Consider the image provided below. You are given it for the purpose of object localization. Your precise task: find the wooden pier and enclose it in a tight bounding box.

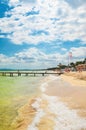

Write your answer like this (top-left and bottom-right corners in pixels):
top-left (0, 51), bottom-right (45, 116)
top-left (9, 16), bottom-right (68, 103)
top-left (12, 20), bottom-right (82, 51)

top-left (0, 71), bottom-right (63, 77)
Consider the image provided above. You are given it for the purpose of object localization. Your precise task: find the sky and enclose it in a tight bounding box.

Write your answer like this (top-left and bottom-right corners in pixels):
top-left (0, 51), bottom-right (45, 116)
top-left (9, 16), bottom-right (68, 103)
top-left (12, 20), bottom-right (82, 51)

top-left (0, 0), bottom-right (86, 69)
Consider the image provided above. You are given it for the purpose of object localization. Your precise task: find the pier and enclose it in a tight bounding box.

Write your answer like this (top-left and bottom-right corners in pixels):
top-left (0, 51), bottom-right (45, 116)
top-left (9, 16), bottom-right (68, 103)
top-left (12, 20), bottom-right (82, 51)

top-left (0, 71), bottom-right (63, 77)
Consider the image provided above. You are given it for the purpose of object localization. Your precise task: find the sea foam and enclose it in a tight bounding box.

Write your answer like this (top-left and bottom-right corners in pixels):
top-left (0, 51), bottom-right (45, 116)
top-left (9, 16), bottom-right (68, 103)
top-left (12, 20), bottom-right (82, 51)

top-left (28, 94), bottom-right (86, 130)
top-left (27, 75), bottom-right (86, 130)
top-left (42, 94), bottom-right (86, 130)
top-left (40, 75), bottom-right (59, 93)
top-left (27, 98), bottom-right (45, 130)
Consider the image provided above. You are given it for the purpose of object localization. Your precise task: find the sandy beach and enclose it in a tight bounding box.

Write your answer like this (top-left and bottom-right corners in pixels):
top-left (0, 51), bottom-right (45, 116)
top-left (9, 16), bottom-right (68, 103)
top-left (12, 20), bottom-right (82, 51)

top-left (61, 71), bottom-right (86, 87)
top-left (46, 71), bottom-right (86, 117)
top-left (12, 71), bottom-right (86, 130)
top-left (61, 71), bottom-right (86, 117)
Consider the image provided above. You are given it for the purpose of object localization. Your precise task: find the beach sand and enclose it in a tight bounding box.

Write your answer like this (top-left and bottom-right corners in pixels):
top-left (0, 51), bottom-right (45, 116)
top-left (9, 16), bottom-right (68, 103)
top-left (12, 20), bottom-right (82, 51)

top-left (12, 71), bottom-right (86, 130)
top-left (12, 95), bottom-right (55, 130)
top-left (11, 97), bottom-right (37, 130)
top-left (46, 71), bottom-right (86, 117)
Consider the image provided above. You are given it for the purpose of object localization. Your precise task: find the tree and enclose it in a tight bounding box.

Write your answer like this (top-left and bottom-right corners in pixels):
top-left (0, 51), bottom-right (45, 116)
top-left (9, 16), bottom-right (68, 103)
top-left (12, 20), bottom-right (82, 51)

top-left (58, 63), bottom-right (67, 69)
top-left (75, 61), bottom-right (83, 66)
top-left (70, 62), bottom-right (75, 67)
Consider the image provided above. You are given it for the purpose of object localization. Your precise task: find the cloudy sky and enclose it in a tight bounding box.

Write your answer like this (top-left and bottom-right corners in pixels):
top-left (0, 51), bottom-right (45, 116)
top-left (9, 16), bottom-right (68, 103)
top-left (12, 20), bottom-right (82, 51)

top-left (0, 0), bottom-right (86, 69)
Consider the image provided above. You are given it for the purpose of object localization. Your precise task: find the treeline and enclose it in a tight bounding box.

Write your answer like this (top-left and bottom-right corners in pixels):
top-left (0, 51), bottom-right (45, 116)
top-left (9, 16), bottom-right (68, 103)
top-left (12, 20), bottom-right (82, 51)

top-left (70, 58), bottom-right (86, 67)
top-left (47, 58), bottom-right (86, 70)
top-left (59, 58), bottom-right (86, 69)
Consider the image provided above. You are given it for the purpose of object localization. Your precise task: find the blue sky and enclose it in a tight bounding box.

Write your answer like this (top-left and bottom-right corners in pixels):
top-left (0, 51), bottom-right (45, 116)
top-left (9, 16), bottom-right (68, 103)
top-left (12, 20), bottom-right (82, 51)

top-left (0, 0), bottom-right (86, 69)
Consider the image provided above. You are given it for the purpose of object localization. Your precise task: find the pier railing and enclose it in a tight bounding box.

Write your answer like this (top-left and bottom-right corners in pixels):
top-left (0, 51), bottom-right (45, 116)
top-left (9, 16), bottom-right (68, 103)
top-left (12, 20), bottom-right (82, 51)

top-left (0, 71), bottom-right (63, 77)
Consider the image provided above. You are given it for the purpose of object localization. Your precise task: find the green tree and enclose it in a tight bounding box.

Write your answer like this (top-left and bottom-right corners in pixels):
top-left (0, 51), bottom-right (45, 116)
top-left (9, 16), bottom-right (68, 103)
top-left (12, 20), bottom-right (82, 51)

top-left (70, 62), bottom-right (75, 67)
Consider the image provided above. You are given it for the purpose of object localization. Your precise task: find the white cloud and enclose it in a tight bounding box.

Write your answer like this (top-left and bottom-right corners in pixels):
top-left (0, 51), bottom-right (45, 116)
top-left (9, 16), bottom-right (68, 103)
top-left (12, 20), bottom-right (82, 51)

top-left (0, 48), bottom-right (61, 69)
top-left (9, 0), bottom-right (19, 6)
top-left (0, 54), bottom-right (8, 63)
top-left (0, 0), bottom-right (86, 45)
top-left (0, 47), bottom-right (86, 69)
top-left (64, 0), bottom-right (86, 8)
top-left (61, 48), bottom-right (67, 52)
top-left (70, 47), bottom-right (86, 58)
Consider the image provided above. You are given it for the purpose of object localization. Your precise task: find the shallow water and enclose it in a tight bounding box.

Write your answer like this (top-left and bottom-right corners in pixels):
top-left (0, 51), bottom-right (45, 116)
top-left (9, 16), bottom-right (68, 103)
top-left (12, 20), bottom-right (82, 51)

top-left (1, 74), bottom-right (86, 130)
top-left (0, 76), bottom-right (43, 130)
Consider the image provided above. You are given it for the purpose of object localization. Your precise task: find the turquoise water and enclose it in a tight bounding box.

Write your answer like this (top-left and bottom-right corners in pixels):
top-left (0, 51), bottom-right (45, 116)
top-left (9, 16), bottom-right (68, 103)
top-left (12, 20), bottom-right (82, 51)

top-left (0, 76), bottom-right (43, 130)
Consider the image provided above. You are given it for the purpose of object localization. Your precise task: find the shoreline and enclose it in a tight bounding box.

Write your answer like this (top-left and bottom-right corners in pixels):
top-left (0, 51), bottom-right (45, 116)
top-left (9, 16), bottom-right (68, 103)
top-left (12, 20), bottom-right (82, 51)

top-left (45, 71), bottom-right (86, 117)
top-left (12, 72), bottom-right (86, 130)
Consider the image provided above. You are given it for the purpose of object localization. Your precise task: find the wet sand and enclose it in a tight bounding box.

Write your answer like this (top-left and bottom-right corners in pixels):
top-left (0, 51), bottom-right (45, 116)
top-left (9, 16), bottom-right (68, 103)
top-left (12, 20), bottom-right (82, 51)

top-left (12, 72), bottom-right (86, 130)
top-left (11, 97), bottom-right (37, 130)
top-left (12, 96), bottom-right (55, 130)
top-left (46, 71), bottom-right (86, 117)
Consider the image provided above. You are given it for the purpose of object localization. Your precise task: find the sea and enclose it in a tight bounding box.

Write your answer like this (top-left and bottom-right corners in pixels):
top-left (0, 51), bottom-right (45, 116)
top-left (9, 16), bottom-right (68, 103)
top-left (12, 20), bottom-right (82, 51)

top-left (0, 70), bottom-right (86, 130)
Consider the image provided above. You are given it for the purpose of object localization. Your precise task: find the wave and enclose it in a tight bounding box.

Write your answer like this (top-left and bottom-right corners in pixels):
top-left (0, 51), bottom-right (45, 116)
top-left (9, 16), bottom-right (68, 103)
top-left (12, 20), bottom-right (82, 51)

top-left (27, 93), bottom-right (86, 130)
